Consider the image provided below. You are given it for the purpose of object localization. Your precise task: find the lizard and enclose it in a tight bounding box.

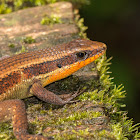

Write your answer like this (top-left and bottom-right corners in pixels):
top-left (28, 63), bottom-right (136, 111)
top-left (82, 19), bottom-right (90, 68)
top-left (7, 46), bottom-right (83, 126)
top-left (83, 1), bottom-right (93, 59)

top-left (0, 38), bottom-right (106, 140)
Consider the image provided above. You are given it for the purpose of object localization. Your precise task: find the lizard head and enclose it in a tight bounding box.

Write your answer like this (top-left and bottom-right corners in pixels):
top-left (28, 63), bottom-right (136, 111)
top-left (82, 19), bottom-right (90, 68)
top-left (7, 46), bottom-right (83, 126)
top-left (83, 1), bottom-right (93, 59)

top-left (43, 38), bottom-right (107, 86)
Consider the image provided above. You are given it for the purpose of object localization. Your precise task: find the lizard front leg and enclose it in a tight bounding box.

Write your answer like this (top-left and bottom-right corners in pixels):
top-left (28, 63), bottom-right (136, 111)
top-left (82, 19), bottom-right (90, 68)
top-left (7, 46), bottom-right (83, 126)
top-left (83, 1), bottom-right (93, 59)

top-left (30, 82), bottom-right (82, 105)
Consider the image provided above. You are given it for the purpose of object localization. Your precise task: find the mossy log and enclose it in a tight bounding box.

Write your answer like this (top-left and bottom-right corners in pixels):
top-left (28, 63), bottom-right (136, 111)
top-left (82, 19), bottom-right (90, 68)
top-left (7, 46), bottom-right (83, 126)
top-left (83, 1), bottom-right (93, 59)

top-left (0, 1), bottom-right (139, 140)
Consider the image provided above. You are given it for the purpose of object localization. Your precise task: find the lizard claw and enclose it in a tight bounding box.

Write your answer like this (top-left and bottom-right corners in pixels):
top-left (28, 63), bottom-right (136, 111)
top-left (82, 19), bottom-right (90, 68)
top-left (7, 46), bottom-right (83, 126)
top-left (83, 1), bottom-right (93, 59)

top-left (65, 87), bottom-right (87, 104)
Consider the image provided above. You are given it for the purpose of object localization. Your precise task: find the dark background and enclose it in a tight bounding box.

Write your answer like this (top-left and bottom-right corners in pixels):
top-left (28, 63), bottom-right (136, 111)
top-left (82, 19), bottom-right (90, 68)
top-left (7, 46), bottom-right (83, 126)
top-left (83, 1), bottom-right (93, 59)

top-left (80, 0), bottom-right (140, 124)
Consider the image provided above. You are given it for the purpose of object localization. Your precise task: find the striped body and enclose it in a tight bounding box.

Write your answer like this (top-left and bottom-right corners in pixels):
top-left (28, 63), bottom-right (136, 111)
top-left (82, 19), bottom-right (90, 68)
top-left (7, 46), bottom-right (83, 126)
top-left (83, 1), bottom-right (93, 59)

top-left (0, 39), bottom-right (106, 102)
top-left (0, 38), bottom-right (107, 140)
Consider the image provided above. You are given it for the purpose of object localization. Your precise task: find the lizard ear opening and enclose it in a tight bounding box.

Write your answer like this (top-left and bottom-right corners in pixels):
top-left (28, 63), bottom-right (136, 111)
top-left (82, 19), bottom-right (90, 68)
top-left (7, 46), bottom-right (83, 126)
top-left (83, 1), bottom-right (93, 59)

top-left (76, 52), bottom-right (88, 60)
top-left (57, 64), bottom-right (62, 68)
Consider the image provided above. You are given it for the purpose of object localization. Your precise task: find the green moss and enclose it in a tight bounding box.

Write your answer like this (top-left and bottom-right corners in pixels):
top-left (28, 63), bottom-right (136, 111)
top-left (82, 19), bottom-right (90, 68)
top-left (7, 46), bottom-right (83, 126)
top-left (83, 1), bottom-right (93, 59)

top-left (23, 36), bottom-right (36, 44)
top-left (95, 55), bottom-right (126, 112)
top-left (8, 43), bottom-right (15, 48)
top-left (74, 10), bottom-right (88, 38)
top-left (15, 45), bottom-right (27, 54)
top-left (94, 55), bottom-right (140, 139)
top-left (97, 129), bottom-right (116, 139)
top-left (56, 110), bottom-right (102, 125)
top-left (0, 122), bottom-right (15, 140)
top-left (40, 14), bottom-right (62, 25)
top-left (0, 3), bottom-right (12, 14)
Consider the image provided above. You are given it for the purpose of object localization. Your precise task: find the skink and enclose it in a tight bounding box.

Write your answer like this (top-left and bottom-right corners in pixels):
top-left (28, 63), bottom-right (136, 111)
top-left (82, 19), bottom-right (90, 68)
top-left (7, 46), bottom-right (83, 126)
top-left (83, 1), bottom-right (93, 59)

top-left (0, 38), bottom-right (106, 140)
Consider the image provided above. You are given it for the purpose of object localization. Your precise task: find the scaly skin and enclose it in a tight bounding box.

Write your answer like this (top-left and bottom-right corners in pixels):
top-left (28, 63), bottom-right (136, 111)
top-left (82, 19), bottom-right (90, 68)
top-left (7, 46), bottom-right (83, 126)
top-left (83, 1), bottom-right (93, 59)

top-left (0, 39), bottom-right (106, 140)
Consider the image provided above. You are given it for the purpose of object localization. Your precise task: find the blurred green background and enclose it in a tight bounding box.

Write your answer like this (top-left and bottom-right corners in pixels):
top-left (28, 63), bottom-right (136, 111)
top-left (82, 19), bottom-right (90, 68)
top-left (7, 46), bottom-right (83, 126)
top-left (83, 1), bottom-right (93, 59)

top-left (80, 0), bottom-right (140, 123)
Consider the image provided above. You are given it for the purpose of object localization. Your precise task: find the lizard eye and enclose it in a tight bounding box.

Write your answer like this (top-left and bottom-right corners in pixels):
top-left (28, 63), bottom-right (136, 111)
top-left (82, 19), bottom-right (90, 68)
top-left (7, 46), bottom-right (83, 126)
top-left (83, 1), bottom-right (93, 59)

top-left (76, 52), bottom-right (88, 60)
top-left (57, 64), bottom-right (62, 68)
